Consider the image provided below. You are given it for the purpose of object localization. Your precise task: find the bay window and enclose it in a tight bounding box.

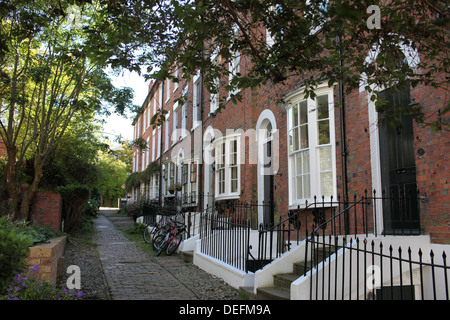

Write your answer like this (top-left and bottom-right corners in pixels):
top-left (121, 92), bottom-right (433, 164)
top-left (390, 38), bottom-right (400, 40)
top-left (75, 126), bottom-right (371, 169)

top-left (181, 160), bottom-right (198, 205)
top-left (287, 85), bottom-right (336, 207)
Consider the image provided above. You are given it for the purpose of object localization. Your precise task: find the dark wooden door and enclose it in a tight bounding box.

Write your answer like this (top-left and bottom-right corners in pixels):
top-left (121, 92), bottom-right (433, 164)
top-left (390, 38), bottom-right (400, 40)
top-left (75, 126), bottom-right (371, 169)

top-left (263, 140), bottom-right (274, 228)
top-left (378, 85), bottom-right (420, 235)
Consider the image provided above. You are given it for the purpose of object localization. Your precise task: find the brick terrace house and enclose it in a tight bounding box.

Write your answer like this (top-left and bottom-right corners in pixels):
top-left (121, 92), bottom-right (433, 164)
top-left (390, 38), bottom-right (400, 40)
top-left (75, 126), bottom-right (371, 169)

top-left (130, 32), bottom-right (449, 299)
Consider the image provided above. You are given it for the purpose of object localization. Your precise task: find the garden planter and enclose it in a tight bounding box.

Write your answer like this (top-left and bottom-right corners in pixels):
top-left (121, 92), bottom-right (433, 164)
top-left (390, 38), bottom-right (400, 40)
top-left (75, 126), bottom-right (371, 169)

top-left (24, 236), bottom-right (67, 283)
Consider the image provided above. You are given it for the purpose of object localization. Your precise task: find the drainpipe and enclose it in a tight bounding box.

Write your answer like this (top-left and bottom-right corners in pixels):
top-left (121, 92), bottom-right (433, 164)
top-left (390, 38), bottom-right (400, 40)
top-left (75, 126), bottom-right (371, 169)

top-left (159, 81), bottom-right (164, 209)
top-left (198, 52), bottom-right (205, 211)
top-left (337, 35), bottom-right (349, 233)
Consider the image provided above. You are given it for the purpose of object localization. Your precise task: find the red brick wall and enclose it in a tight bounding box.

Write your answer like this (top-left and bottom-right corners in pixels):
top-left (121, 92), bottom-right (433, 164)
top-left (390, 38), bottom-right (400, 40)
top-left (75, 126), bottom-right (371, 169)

top-left (30, 191), bottom-right (62, 231)
top-left (133, 55), bottom-right (449, 245)
top-left (412, 84), bottom-right (450, 244)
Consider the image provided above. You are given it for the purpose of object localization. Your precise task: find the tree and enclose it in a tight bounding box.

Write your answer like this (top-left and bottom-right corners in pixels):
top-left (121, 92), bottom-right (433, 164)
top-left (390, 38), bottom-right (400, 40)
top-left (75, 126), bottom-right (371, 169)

top-left (108, 0), bottom-right (448, 129)
top-left (109, 139), bottom-right (133, 173)
top-left (0, 0), bottom-right (137, 220)
top-left (96, 150), bottom-right (128, 206)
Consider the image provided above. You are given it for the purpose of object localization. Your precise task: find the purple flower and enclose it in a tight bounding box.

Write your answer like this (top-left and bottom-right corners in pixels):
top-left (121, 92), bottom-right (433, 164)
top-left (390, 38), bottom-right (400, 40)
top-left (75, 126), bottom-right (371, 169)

top-left (77, 291), bottom-right (83, 297)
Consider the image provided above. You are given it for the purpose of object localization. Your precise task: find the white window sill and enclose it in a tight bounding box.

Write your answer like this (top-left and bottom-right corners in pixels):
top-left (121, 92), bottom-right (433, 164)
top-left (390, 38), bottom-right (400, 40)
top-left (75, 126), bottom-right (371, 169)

top-left (215, 193), bottom-right (240, 201)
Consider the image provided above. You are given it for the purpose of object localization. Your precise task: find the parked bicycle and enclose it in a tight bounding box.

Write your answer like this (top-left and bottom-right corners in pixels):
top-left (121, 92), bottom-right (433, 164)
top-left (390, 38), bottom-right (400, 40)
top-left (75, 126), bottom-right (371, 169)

top-left (143, 216), bottom-right (165, 245)
top-left (153, 214), bottom-right (187, 256)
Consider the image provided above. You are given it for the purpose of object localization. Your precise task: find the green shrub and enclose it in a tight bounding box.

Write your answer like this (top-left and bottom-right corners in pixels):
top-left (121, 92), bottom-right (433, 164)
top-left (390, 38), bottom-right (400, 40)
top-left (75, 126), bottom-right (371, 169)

top-left (57, 184), bottom-right (91, 233)
top-left (0, 218), bottom-right (33, 293)
top-left (126, 222), bottom-right (146, 234)
top-left (2, 265), bottom-right (82, 300)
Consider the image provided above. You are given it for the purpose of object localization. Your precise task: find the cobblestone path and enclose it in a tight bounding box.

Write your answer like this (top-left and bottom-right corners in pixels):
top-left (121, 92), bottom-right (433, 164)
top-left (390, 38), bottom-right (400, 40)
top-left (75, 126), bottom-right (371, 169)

top-left (92, 211), bottom-right (241, 300)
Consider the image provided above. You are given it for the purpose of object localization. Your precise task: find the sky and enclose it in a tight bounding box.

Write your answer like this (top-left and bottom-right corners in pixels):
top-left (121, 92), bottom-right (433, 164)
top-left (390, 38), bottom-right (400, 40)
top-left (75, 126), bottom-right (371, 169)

top-left (100, 70), bottom-right (149, 146)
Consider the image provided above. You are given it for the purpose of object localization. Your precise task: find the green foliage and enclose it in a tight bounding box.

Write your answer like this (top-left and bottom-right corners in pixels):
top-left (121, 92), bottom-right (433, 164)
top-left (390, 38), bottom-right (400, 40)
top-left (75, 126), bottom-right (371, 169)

top-left (0, 0), bottom-right (138, 219)
top-left (124, 161), bottom-right (160, 192)
top-left (1, 265), bottom-right (82, 300)
top-left (126, 222), bottom-right (146, 235)
top-left (109, 0), bottom-right (448, 130)
top-left (96, 150), bottom-right (128, 202)
top-left (57, 184), bottom-right (91, 233)
top-left (0, 217), bottom-right (33, 293)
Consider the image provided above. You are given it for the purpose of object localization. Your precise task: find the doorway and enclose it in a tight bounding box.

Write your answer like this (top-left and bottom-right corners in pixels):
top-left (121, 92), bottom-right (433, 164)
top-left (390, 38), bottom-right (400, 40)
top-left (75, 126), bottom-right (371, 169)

top-left (378, 85), bottom-right (420, 235)
top-left (262, 122), bottom-right (274, 228)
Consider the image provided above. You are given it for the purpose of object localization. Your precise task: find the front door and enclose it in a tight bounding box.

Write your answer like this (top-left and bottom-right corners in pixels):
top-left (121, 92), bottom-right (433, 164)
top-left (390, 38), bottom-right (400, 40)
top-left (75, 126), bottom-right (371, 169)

top-left (378, 85), bottom-right (420, 235)
top-left (263, 134), bottom-right (274, 228)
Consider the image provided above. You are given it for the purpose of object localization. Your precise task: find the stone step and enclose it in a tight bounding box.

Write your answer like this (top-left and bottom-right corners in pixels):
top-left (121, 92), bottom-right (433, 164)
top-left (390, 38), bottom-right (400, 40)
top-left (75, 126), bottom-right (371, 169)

top-left (256, 286), bottom-right (290, 300)
top-left (255, 245), bottom-right (342, 300)
top-left (273, 273), bottom-right (300, 289)
top-left (180, 250), bottom-right (194, 263)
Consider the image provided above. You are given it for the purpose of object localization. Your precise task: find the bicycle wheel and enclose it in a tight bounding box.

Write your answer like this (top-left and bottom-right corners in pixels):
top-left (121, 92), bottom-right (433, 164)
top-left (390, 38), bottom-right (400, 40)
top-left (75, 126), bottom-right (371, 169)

top-left (156, 234), bottom-right (168, 256)
top-left (166, 233), bottom-right (182, 256)
top-left (152, 232), bottom-right (165, 252)
top-left (143, 223), bottom-right (157, 244)
top-left (151, 228), bottom-right (166, 251)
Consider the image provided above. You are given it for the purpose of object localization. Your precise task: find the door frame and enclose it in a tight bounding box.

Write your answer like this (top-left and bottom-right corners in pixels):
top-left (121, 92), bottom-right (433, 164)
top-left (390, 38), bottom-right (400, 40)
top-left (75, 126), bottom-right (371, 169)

top-left (364, 39), bottom-right (420, 236)
top-left (256, 110), bottom-right (277, 227)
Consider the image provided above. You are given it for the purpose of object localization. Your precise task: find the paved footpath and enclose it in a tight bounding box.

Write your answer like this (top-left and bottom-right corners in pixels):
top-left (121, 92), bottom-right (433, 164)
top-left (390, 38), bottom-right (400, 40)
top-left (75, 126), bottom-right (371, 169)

top-left (92, 210), bottom-right (240, 300)
top-left (93, 213), bottom-right (198, 300)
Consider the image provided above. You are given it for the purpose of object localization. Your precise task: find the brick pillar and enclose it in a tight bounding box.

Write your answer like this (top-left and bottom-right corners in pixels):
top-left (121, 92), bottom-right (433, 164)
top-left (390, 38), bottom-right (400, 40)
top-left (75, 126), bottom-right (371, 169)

top-left (30, 191), bottom-right (62, 231)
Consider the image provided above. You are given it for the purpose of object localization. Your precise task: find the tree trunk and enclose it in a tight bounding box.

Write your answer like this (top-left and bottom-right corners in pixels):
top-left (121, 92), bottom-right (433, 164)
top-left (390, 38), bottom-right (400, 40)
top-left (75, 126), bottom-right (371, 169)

top-left (18, 154), bottom-right (44, 221)
top-left (4, 145), bottom-right (20, 219)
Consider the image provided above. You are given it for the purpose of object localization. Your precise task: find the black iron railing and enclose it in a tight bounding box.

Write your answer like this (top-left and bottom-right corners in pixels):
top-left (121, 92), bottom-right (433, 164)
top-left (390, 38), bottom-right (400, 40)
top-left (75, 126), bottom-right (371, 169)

top-left (304, 232), bottom-right (449, 300)
top-left (301, 190), bottom-right (449, 300)
top-left (198, 200), bottom-right (269, 272)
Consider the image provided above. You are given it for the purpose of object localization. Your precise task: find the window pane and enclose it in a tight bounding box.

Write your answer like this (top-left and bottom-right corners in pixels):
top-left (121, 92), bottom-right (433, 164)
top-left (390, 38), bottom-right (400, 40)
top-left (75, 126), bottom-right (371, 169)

top-left (318, 120), bottom-right (330, 145)
top-left (219, 170), bottom-right (225, 194)
top-left (320, 147), bottom-right (332, 171)
top-left (293, 104), bottom-right (299, 127)
top-left (296, 176), bottom-right (303, 200)
top-left (288, 108), bottom-right (293, 130)
top-left (296, 153), bottom-right (302, 174)
top-left (303, 174), bottom-right (311, 198)
top-left (300, 101), bottom-right (308, 124)
top-left (293, 127), bottom-right (299, 151)
top-left (231, 166), bottom-right (238, 193)
top-left (288, 129), bottom-right (293, 153)
top-left (230, 140), bottom-right (237, 165)
top-left (317, 95), bottom-right (329, 119)
top-left (320, 172), bottom-right (333, 197)
top-left (303, 150), bottom-right (310, 174)
top-left (300, 125), bottom-right (309, 149)
top-left (190, 163), bottom-right (197, 182)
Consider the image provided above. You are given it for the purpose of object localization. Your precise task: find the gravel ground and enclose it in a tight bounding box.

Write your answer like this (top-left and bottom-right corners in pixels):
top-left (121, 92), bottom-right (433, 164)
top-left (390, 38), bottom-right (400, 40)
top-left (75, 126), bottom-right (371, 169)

top-left (60, 213), bottom-right (241, 300)
top-left (60, 238), bottom-right (110, 300)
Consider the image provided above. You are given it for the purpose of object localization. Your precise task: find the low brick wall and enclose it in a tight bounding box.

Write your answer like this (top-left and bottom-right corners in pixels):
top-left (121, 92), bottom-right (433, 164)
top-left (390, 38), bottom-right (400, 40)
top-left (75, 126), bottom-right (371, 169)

top-left (30, 191), bottom-right (62, 231)
top-left (24, 236), bottom-right (67, 284)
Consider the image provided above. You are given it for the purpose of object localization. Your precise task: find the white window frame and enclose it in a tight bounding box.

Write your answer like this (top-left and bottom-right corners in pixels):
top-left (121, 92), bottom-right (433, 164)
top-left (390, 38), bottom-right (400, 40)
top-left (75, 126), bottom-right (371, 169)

top-left (165, 111), bottom-right (170, 151)
top-left (173, 102), bottom-right (178, 145)
top-left (285, 84), bottom-right (337, 208)
top-left (181, 159), bottom-right (198, 205)
top-left (163, 161), bottom-right (176, 196)
top-left (157, 128), bottom-right (161, 159)
top-left (165, 79), bottom-right (170, 102)
top-left (151, 131), bottom-right (156, 162)
top-left (210, 47), bottom-right (220, 115)
top-left (192, 72), bottom-right (201, 130)
top-left (215, 134), bottom-right (241, 200)
top-left (173, 68), bottom-right (179, 92)
top-left (181, 101), bottom-right (187, 139)
top-left (228, 50), bottom-right (240, 99)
